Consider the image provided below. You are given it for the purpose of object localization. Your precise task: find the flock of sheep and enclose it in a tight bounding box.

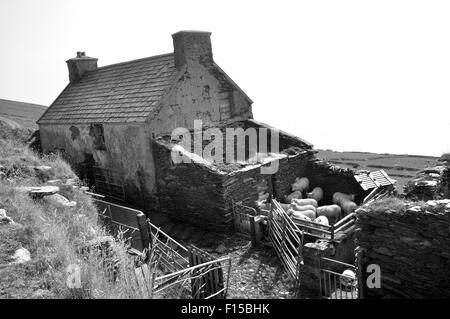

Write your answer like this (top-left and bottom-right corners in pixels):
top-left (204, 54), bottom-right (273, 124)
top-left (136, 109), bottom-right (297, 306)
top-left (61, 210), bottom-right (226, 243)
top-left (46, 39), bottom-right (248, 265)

top-left (284, 177), bottom-right (358, 226)
top-left (258, 177), bottom-right (358, 228)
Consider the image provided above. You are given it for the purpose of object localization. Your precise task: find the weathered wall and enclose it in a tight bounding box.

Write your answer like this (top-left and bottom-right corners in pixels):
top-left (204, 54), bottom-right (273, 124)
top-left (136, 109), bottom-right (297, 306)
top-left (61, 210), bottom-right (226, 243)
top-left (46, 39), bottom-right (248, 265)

top-left (153, 140), bottom-right (229, 231)
top-left (305, 160), bottom-right (365, 205)
top-left (272, 152), bottom-right (312, 201)
top-left (153, 139), bottom-right (273, 231)
top-left (356, 200), bottom-right (450, 298)
top-left (39, 123), bottom-right (157, 210)
top-left (148, 61), bottom-right (252, 137)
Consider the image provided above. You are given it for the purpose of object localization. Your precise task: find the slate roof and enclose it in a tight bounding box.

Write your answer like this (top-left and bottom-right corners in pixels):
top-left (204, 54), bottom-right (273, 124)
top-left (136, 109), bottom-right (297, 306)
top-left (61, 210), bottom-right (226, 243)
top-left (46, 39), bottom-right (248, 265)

top-left (38, 53), bottom-right (178, 124)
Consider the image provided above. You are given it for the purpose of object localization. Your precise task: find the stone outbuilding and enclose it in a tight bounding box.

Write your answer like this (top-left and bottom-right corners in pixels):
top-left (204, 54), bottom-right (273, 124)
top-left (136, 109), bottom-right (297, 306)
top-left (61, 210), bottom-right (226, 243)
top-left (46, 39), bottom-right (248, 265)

top-left (38, 31), bottom-right (363, 231)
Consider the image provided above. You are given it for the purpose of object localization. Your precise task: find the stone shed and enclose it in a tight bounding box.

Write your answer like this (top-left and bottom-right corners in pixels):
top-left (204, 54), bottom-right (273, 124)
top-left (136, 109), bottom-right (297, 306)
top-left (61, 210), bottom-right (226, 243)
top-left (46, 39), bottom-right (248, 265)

top-left (37, 30), bottom-right (366, 232)
top-left (38, 31), bottom-right (253, 210)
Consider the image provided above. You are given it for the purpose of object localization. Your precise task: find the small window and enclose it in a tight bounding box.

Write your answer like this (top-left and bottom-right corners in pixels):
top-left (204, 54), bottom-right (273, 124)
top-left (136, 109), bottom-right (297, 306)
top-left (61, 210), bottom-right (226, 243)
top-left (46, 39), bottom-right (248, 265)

top-left (219, 91), bottom-right (232, 120)
top-left (89, 124), bottom-right (106, 150)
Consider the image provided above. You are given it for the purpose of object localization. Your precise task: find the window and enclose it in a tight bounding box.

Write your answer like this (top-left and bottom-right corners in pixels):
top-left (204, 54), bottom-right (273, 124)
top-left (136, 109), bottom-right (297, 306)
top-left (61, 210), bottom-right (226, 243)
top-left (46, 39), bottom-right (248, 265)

top-left (219, 91), bottom-right (232, 120)
top-left (89, 124), bottom-right (106, 150)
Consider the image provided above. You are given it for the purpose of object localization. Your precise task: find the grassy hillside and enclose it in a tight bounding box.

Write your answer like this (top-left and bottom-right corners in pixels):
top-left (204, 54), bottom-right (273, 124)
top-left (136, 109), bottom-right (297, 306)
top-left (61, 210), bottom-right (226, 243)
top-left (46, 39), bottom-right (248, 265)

top-left (0, 123), bottom-right (151, 299)
top-left (0, 98), bottom-right (47, 130)
top-left (316, 149), bottom-right (438, 191)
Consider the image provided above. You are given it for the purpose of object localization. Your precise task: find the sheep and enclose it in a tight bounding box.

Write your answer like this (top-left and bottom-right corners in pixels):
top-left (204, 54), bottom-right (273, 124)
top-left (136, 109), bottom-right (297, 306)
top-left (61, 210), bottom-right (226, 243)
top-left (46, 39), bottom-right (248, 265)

top-left (290, 207), bottom-right (316, 220)
top-left (312, 215), bottom-right (330, 238)
top-left (316, 204), bottom-right (342, 224)
top-left (340, 269), bottom-right (357, 288)
top-left (332, 192), bottom-right (358, 216)
top-left (291, 210), bottom-right (313, 221)
top-left (332, 192), bottom-right (355, 205)
top-left (291, 177), bottom-right (309, 192)
top-left (339, 199), bottom-right (358, 215)
top-left (307, 187), bottom-right (324, 202)
top-left (314, 215), bottom-right (329, 226)
top-left (284, 190), bottom-right (302, 203)
top-left (291, 198), bottom-right (318, 208)
top-left (289, 203), bottom-right (316, 213)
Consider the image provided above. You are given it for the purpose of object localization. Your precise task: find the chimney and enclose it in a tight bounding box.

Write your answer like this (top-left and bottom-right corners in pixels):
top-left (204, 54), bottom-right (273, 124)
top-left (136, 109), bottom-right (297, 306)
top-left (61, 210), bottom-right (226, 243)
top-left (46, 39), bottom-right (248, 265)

top-left (172, 31), bottom-right (213, 70)
top-left (66, 52), bottom-right (98, 83)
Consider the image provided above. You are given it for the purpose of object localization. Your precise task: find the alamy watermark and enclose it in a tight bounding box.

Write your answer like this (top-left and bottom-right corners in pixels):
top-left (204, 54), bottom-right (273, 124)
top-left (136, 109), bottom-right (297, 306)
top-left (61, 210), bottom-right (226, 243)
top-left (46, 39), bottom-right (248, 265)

top-left (170, 120), bottom-right (280, 174)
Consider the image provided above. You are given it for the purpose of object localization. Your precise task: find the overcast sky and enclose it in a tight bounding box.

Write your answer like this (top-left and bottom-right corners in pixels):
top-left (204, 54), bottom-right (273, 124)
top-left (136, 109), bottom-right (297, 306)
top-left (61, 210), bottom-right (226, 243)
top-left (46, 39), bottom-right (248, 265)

top-left (0, 0), bottom-right (449, 156)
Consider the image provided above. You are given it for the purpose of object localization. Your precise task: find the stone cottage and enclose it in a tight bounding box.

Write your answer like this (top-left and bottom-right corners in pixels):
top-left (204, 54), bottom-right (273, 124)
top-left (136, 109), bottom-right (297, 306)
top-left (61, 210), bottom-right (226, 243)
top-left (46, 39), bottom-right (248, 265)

top-left (38, 31), bottom-right (364, 231)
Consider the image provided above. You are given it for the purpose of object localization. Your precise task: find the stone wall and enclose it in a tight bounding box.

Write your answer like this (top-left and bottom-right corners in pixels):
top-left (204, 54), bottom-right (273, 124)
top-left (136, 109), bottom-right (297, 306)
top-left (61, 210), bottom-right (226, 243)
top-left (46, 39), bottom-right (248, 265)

top-left (39, 123), bottom-right (158, 210)
top-left (272, 156), bottom-right (365, 205)
top-left (305, 159), bottom-right (365, 204)
top-left (272, 152), bottom-right (312, 201)
top-left (355, 199), bottom-right (450, 298)
top-left (153, 139), bottom-right (272, 231)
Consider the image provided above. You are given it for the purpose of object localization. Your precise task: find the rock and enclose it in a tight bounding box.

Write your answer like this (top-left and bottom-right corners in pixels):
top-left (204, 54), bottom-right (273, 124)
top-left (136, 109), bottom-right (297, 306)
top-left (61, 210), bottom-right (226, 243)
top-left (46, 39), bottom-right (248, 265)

top-left (44, 194), bottom-right (77, 208)
top-left (15, 186), bottom-right (60, 198)
top-left (29, 186), bottom-right (60, 198)
top-left (47, 179), bottom-right (63, 185)
top-left (33, 165), bottom-right (53, 182)
top-left (407, 206), bottom-right (422, 213)
top-left (10, 247), bottom-right (31, 264)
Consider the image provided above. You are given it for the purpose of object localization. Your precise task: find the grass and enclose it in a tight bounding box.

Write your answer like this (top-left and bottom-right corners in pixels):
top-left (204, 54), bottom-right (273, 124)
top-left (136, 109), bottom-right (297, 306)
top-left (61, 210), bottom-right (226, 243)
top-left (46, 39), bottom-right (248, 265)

top-left (365, 197), bottom-right (409, 212)
top-left (0, 124), bottom-right (155, 299)
top-left (0, 98), bottom-right (47, 130)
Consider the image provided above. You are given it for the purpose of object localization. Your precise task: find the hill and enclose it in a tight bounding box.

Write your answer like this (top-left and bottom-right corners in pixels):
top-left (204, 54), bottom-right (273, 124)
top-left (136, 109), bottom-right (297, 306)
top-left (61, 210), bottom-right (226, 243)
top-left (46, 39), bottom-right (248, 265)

top-left (0, 98), bottom-right (47, 130)
top-left (316, 149), bottom-right (438, 191)
top-left (0, 123), bottom-right (149, 298)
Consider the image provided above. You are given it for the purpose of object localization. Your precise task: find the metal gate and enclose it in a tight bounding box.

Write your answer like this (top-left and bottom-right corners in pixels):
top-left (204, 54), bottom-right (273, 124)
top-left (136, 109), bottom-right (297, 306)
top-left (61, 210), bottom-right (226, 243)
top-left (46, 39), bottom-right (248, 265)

top-left (319, 257), bottom-right (359, 299)
top-left (93, 166), bottom-right (125, 201)
top-left (268, 199), bottom-right (304, 282)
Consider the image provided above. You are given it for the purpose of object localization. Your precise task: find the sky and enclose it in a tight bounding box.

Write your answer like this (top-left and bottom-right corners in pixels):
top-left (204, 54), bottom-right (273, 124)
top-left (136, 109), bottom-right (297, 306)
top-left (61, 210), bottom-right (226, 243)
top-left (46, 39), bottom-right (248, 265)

top-left (0, 0), bottom-right (449, 156)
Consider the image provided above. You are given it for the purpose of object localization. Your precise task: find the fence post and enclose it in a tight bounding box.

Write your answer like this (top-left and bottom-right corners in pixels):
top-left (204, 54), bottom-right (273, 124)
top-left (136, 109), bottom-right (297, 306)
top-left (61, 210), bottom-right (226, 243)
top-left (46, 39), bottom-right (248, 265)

top-left (137, 213), bottom-right (151, 252)
top-left (250, 216), bottom-right (257, 246)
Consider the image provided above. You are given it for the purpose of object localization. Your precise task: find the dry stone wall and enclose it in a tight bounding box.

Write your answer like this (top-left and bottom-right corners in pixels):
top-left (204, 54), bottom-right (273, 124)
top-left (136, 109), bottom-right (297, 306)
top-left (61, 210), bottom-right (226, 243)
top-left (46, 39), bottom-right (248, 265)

top-left (153, 140), bottom-right (272, 231)
top-left (355, 200), bottom-right (450, 298)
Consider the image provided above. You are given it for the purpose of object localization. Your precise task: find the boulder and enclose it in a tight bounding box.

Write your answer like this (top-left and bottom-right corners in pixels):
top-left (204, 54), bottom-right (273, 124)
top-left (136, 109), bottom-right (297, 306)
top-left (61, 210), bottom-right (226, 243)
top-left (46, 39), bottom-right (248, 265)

top-left (10, 247), bottom-right (31, 264)
top-left (44, 193), bottom-right (77, 208)
top-left (15, 186), bottom-right (60, 198)
top-left (33, 165), bottom-right (53, 182)
top-left (29, 186), bottom-right (60, 198)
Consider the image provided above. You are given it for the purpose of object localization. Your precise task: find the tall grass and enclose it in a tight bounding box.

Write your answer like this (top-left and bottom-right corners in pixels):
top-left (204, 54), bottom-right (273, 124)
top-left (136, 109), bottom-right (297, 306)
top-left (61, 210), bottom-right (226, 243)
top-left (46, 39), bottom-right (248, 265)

top-left (0, 127), bottom-right (156, 298)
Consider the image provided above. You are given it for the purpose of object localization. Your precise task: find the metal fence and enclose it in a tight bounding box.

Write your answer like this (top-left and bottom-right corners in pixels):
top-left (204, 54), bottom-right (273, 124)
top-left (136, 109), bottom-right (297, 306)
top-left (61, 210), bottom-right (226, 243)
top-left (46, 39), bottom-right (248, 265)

top-left (319, 257), bottom-right (358, 299)
top-left (292, 212), bottom-right (356, 242)
top-left (269, 199), bottom-right (304, 282)
top-left (93, 166), bottom-right (126, 201)
top-left (93, 196), bottom-right (232, 299)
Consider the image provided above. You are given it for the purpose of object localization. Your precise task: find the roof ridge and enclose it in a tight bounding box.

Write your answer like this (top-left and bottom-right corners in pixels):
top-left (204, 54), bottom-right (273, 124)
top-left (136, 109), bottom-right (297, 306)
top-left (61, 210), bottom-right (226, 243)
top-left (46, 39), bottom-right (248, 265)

top-left (95, 52), bottom-right (174, 71)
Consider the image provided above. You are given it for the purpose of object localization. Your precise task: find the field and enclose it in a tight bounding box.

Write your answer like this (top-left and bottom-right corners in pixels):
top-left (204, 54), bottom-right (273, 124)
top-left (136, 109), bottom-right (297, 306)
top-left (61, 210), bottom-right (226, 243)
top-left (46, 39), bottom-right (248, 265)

top-left (0, 98), bottom-right (47, 130)
top-left (316, 149), bottom-right (438, 191)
